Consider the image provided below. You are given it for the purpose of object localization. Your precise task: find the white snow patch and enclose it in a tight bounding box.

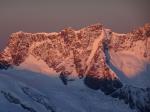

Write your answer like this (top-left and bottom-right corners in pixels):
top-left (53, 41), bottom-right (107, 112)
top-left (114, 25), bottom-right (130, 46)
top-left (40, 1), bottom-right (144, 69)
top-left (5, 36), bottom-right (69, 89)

top-left (109, 50), bottom-right (150, 88)
top-left (15, 55), bottom-right (58, 76)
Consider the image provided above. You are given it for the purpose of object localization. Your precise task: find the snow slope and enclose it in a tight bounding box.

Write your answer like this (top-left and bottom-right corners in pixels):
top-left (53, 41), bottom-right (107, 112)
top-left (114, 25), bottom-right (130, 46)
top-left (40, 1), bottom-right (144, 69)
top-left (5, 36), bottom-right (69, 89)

top-left (109, 50), bottom-right (150, 88)
top-left (0, 69), bottom-right (133, 112)
top-left (15, 54), bottom-right (58, 76)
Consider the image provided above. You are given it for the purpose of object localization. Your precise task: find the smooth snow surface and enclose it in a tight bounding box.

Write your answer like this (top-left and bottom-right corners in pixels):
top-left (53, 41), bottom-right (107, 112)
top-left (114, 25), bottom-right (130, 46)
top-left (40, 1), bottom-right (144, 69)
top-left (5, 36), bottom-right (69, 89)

top-left (16, 55), bottom-right (58, 76)
top-left (109, 50), bottom-right (150, 88)
top-left (0, 69), bottom-right (133, 112)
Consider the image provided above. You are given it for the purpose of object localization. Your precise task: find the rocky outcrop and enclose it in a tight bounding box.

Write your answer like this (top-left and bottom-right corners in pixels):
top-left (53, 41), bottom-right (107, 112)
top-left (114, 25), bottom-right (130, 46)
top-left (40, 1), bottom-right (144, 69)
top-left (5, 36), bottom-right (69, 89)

top-left (109, 24), bottom-right (150, 58)
top-left (111, 85), bottom-right (150, 112)
top-left (1, 23), bottom-right (149, 71)
top-left (0, 60), bottom-right (11, 69)
top-left (84, 75), bottom-right (123, 94)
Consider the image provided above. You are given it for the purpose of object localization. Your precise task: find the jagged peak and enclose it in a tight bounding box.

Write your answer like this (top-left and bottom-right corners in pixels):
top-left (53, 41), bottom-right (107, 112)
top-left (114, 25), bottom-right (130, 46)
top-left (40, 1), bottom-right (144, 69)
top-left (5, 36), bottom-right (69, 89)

top-left (1, 23), bottom-right (149, 67)
top-left (129, 23), bottom-right (150, 37)
top-left (80, 23), bottom-right (103, 31)
top-left (10, 31), bottom-right (58, 37)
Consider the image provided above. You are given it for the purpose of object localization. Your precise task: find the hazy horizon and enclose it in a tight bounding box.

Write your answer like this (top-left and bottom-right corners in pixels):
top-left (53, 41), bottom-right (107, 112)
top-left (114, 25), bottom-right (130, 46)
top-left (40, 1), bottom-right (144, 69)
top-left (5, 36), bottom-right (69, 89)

top-left (0, 0), bottom-right (150, 50)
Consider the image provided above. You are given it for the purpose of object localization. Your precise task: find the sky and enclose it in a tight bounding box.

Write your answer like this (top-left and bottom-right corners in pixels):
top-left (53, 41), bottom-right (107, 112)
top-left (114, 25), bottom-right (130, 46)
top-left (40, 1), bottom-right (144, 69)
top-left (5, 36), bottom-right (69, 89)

top-left (0, 0), bottom-right (150, 50)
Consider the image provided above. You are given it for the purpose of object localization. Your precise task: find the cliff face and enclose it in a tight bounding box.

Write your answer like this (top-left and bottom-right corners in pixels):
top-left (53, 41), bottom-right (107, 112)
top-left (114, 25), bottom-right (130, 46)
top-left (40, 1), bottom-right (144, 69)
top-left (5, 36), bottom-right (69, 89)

top-left (0, 23), bottom-right (150, 87)
top-left (0, 23), bottom-right (150, 80)
top-left (108, 24), bottom-right (150, 57)
top-left (1, 24), bottom-right (149, 69)
top-left (1, 24), bottom-right (150, 62)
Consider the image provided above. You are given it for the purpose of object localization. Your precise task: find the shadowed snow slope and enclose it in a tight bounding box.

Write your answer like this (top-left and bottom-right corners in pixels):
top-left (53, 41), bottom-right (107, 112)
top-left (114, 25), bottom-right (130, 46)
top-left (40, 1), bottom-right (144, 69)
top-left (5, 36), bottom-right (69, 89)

top-left (0, 69), bottom-right (132, 112)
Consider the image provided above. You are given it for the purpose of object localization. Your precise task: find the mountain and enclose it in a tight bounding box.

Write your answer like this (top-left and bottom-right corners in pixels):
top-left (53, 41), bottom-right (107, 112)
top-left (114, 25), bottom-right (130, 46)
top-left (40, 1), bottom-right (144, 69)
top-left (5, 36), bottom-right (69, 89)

top-left (0, 23), bottom-right (150, 112)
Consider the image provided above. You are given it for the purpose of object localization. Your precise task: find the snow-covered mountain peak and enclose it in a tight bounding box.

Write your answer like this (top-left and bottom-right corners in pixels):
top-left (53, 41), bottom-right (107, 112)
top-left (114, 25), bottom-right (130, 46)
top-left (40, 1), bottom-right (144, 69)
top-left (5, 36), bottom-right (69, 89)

top-left (0, 24), bottom-right (123, 93)
top-left (0, 23), bottom-right (150, 112)
top-left (0, 23), bottom-right (149, 82)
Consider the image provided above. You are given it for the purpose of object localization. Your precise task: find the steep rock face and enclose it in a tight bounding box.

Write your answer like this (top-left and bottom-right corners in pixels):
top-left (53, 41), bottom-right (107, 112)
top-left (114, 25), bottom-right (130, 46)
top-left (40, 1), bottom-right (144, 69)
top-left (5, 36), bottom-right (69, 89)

top-left (0, 23), bottom-right (149, 88)
top-left (1, 24), bottom-right (149, 71)
top-left (0, 24), bottom-right (121, 83)
top-left (0, 23), bottom-right (123, 95)
top-left (109, 24), bottom-right (150, 58)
